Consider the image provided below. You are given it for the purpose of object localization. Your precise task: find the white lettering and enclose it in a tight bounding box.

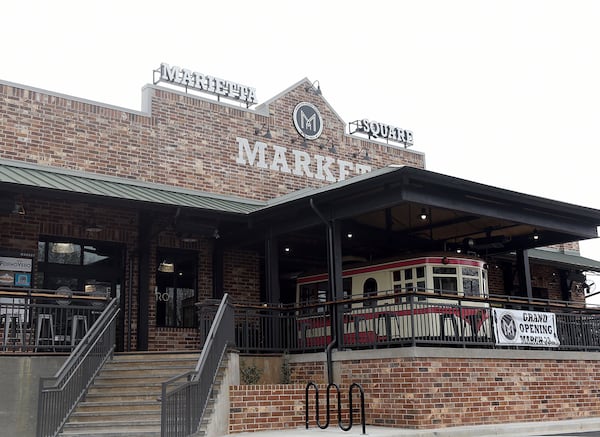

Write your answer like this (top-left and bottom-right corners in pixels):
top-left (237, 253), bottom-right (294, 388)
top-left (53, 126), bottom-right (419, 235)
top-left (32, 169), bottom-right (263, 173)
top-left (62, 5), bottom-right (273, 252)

top-left (354, 118), bottom-right (414, 146)
top-left (235, 137), bottom-right (267, 168)
top-left (270, 145), bottom-right (291, 174)
top-left (247, 88), bottom-right (257, 104)
top-left (181, 69), bottom-right (194, 86)
top-left (369, 121), bottom-right (380, 138)
top-left (292, 150), bottom-right (313, 178)
top-left (158, 63), bottom-right (257, 105)
top-left (215, 78), bottom-right (225, 94)
top-left (161, 64), bottom-right (179, 82)
top-left (314, 155), bottom-right (336, 182)
top-left (234, 138), bottom-right (371, 182)
top-left (194, 72), bottom-right (206, 90)
top-left (337, 160), bottom-right (354, 181)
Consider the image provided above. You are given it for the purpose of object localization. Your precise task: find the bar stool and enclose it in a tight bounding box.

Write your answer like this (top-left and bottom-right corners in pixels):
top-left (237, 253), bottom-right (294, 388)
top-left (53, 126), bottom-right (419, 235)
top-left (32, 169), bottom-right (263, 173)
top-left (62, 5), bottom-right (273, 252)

top-left (35, 313), bottom-right (55, 351)
top-left (2, 313), bottom-right (26, 351)
top-left (70, 315), bottom-right (88, 346)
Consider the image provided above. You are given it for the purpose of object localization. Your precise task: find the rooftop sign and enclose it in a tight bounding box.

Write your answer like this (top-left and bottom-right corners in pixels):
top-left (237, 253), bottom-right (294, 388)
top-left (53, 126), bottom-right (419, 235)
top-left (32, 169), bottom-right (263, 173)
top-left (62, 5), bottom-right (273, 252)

top-left (154, 63), bottom-right (257, 106)
top-left (349, 119), bottom-right (414, 148)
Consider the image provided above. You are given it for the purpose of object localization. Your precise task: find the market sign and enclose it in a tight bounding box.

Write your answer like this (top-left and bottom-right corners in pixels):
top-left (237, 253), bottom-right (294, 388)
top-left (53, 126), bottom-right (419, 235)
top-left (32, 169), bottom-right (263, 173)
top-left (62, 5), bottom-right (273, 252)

top-left (493, 308), bottom-right (559, 347)
top-left (350, 119), bottom-right (414, 148)
top-left (155, 63), bottom-right (257, 105)
top-left (234, 137), bottom-right (372, 182)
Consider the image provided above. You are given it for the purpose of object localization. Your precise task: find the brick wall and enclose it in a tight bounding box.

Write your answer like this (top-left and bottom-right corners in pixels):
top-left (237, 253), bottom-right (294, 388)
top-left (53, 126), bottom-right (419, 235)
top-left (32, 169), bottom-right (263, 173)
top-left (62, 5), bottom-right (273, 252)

top-left (0, 81), bottom-right (425, 202)
top-left (229, 349), bottom-right (600, 433)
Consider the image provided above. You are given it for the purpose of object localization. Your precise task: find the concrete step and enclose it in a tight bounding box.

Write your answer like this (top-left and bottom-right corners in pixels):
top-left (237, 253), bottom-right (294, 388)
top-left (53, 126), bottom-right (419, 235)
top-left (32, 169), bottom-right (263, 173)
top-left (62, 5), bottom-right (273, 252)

top-left (83, 392), bottom-right (160, 403)
top-left (86, 383), bottom-right (163, 395)
top-left (98, 365), bottom-right (195, 377)
top-left (58, 351), bottom-right (201, 436)
top-left (59, 419), bottom-right (160, 437)
top-left (93, 374), bottom-right (185, 385)
top-left (109, 352), bottom-right (198, 363)
top-left (68, 409), bottom-right (160, 423)
top-left (76, 400), bottom-right (160, 413)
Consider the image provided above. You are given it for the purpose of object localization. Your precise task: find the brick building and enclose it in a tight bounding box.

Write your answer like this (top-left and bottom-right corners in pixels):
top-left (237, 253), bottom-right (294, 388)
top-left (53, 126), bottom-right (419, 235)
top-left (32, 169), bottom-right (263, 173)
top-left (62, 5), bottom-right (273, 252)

top-left (3, 64), bottom-right (600, 435)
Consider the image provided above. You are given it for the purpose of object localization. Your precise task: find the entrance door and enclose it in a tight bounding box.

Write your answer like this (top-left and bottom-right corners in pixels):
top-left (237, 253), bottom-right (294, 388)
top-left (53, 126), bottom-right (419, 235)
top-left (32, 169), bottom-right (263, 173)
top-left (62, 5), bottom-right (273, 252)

top-left (37, 239), bottom-right (125, 351)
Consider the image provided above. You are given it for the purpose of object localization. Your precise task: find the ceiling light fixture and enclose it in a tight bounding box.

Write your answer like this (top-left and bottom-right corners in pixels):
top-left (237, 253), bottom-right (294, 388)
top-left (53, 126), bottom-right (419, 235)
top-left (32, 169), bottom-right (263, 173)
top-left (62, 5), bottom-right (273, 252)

top-left (158, 260), bottom-right (175, 273)
top-left (85, 223), bottom-right (103, 233)
top-left (51, 242), bottom-right (76, 254)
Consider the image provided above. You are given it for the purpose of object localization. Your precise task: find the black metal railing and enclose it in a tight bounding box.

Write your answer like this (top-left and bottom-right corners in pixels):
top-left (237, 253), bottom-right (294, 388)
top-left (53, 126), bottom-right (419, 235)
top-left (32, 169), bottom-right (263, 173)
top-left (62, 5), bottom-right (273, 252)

top-left (36, 297), bottom-right (119, 437)
top-left (160, 293), bottom-right (235, 437)
top-left (231, 290), bottom-right (600, 354)
top-left (1, 288), bottom-right (109, 353)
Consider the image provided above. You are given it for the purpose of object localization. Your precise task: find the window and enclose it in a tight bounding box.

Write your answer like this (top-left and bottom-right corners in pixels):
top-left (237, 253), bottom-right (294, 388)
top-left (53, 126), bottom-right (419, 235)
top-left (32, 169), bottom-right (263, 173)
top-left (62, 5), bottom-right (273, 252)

top-left (433, 266), bottom-right (458, 294)
top-left (155, 249), bottom-right (197, 328)
top-left (462, 266), bottom-right (481, 297)
top-left (37, 239), bottom-right (122, 294)
top-left (363, 278), bottom-right (378, 306)
top-left (393, 266), bottom-right (426, 301)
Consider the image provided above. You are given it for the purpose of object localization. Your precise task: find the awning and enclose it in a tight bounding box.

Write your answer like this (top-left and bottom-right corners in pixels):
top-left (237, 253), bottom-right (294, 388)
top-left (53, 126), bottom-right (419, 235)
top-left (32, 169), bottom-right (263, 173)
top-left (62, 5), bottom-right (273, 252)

top-left (0, 159), bottom-right (264, 215)
top-left (527, 248), bottom-right (600, 273)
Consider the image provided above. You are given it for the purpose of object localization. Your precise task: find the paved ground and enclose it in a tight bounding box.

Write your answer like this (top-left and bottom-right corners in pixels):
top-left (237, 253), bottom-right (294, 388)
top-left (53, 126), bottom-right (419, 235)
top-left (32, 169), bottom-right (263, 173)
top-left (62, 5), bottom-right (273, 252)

top-left (228, 418), bottom-right (600, 437)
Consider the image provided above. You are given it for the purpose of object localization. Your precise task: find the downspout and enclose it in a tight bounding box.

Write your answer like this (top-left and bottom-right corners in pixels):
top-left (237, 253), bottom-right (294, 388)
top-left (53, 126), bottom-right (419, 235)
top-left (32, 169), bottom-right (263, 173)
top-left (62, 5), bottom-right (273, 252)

top-left (309, 198), bottom-right (337, 385)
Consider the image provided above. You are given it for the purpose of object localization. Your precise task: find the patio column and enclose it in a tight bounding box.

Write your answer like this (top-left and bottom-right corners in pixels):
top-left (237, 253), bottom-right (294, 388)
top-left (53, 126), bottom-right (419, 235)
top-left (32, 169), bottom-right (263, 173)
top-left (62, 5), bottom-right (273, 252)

top-left (265, 236), bottom-right (280, 304)
top-left (212, 239), bottom-right (224, 299)
top-left (322, 219), bottom-right (344, 384)
top-left (137, 214), bottom-right (152, 351)
top-left (517, 249), bottom-right (533, 303)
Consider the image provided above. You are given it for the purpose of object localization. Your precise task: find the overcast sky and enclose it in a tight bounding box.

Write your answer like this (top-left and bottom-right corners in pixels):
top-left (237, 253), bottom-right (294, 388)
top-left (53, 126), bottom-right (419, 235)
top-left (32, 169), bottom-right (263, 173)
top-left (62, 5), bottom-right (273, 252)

top-left (2, 0), bottom-right (600, 286)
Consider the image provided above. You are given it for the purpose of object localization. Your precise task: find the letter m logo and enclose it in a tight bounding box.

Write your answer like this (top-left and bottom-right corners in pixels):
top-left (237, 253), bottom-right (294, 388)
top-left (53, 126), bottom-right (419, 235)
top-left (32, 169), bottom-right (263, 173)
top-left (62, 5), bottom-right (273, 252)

top-left (300, 110), bottom-right (317, 133)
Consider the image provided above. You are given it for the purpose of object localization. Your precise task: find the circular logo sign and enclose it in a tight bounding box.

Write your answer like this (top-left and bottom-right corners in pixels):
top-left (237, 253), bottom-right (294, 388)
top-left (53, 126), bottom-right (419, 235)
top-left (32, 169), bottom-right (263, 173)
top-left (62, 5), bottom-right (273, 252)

top-left (500, 314), bottom-right (517, 340)
top-left (293, 102), bottom-right (323, 140)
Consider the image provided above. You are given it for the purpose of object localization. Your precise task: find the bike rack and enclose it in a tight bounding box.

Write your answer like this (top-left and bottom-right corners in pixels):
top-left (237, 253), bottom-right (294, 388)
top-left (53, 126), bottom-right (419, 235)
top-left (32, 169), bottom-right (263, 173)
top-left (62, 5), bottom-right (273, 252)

top-left (305, 382), bottom-right (366, 434)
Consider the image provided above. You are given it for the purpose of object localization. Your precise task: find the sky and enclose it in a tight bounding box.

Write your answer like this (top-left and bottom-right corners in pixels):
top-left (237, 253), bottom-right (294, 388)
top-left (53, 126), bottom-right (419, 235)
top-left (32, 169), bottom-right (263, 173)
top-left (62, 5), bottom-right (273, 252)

top-left (2, 0), bottom-right (600, 292)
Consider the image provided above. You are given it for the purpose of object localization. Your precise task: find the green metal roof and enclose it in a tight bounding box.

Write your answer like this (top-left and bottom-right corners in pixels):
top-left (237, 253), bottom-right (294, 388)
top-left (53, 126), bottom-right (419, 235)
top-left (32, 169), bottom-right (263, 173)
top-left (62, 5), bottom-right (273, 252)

top-left (0, 159), bottom-right (264, 215)
top-left (527, 248), bottom-right (600, 272)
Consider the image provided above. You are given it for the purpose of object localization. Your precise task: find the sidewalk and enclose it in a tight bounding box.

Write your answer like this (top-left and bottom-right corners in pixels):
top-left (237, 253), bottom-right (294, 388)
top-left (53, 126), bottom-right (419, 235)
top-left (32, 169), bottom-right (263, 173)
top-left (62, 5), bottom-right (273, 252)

top-left (228, 417), bottom-right (600, 437)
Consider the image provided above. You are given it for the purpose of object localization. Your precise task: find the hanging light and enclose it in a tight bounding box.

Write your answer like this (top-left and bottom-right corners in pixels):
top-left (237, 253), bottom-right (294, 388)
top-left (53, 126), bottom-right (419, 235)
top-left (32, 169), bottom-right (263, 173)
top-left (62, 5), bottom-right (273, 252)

top-left (420, 208), bottom-right (428, 221)
top-left (51, 242), bottom-right (76, 254)
top-left (85, 223), bottom-right (103, 233)
top-left (158, 260), bottom-right (175, 273)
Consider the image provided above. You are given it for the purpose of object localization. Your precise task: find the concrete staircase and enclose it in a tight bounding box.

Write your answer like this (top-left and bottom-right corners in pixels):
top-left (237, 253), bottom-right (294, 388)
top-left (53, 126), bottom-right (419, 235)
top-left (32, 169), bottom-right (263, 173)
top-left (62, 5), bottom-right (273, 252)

top-left (57, 352), bottom-right (200, 437)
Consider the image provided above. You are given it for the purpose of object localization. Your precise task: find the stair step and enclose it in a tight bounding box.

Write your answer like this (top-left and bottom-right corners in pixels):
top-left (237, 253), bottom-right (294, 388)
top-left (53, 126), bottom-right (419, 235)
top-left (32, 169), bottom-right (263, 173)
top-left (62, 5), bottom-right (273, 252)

top-left (60, 431), bottom-right (159, 437)
top-left (60, 421), bottom-right (160, 437)
top-left (94, 375), bottom-right (183, 385)
top-left (69, 409), bottom-right (160, 423)
top-left (87, 383), bottom-right (161, 399)
top-left (110, 353), bottom-right (198, 363)
top-left (99, 366), bottom-right (194, 376)
top-left (76, 401), bottom-right (161, 413)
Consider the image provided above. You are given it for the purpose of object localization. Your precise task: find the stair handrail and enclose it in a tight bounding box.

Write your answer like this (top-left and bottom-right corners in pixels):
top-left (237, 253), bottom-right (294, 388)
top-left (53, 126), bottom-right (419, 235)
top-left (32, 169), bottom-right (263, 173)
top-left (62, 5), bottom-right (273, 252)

top-left (36, 297), bottom-right (120, 437)
top-left (161, 293), bottom-right (235, 437)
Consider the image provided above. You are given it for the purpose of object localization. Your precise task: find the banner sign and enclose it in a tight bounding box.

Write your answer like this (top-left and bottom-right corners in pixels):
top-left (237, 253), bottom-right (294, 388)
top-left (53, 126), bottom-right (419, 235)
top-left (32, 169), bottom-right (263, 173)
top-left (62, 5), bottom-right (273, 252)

top-left (493, 308), bottom-right (559, 347)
